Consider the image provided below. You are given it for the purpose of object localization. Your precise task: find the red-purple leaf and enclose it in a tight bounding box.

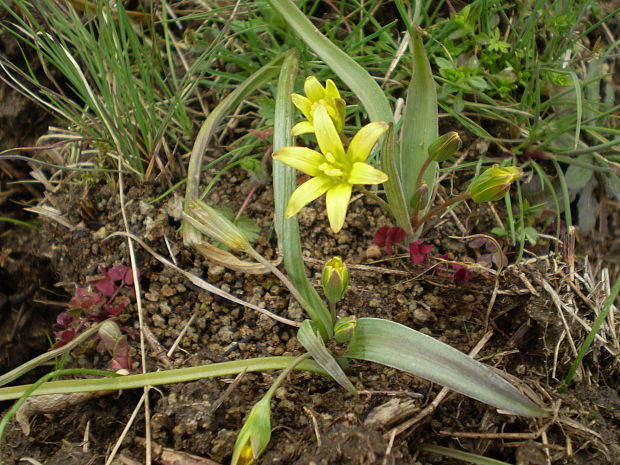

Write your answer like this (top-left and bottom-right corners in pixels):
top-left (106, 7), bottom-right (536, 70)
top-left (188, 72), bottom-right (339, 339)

top-left (95, 278), bottom-right (116, 297)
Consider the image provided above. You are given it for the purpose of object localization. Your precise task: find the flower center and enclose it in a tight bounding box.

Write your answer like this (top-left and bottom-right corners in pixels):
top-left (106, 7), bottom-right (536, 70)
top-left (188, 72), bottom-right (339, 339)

top-left (319, 152), bottom-right (344, 177)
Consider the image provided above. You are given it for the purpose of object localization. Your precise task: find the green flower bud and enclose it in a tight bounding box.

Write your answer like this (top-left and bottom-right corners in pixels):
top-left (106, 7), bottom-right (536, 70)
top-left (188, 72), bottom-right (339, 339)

top-left (322, 257), bottom-right (349, 304)
top-left (410, 180), bottom-right (429, 211)
top-left (231, 397), bottom-right (271, 465)
top-left (334, 315), bottom-right (357, 343)
top-left (183, 199), bottom-right (251, 252)
top-left (428, 131), bottom-right (462, 162)
top-left (468, 164), bottom-right (523, 203)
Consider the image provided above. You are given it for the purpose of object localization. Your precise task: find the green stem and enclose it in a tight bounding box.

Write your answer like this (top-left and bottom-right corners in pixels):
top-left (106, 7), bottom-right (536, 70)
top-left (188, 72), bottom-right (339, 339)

top-left (329, 302), bottom-right (337, 324)
top-left (263, 353), bottom-right (311, 401)
top-left (357, 186), bottom-right (390, 211)
top-left (417, 192), bottom-right (471, 226)
top-left (247, 248), bottom-right (318, 323)
top-left (411, 157), bottom-right (433, 229)
top-left (0, 321), bottom-right (110, 387)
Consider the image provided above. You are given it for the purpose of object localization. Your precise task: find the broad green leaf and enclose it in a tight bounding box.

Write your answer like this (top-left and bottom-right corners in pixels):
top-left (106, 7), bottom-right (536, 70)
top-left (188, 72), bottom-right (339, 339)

top-left (297, 320), bottom-right (356, 394)
top-left (400, 31), bottom-right (438, 210)
top-left (345, 318), bottom-right (547, 417)
top-left (263, 0), bottom-right (393, 124)
top-left (273, 49), bottom-right (333, 338)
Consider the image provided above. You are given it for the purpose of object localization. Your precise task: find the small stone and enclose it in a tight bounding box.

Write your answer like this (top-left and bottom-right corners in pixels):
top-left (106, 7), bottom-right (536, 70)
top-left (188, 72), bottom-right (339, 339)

top-left (217, 326), bottom-right (236, 343)
top-left (365, 244), bottom-right (382, 259)
top-left (207, 265), bottom-right (225, 277)
top-left (152, 313), bottom-right (166, 328)
top-left (287, 300), bottom-right (304, 320)
top-left (413, 307), bottom-right (436, 324)
top-left (160, 284), bottom-right (176, 297)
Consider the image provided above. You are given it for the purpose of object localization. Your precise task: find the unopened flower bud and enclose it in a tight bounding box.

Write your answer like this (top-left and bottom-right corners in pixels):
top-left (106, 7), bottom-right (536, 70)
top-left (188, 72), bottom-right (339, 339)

top-left (322, 257), bottom-right (349, 304)
top-left (231, 397), bottom-right (271, 465)
top-left (410, 181), bottom-right (429, 211)
top-left (334, 315), bottom-right (357, 343)
top-left (468, 164), bottom-right (523, 203)
top-left (183, 200), bottom-right (251, 252)
top-left (428, 131), bottom-right (462, 162)
top-left (98, 320), bottom-right (123, 352)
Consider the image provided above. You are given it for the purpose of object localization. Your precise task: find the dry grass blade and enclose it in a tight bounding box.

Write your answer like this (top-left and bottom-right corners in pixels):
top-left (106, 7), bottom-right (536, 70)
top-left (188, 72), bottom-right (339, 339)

top-left (106, 232), bottom-right (301, 328)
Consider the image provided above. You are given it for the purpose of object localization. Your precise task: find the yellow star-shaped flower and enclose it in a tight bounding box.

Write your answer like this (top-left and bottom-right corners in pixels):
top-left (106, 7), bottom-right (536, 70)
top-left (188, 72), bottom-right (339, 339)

top-left (274, 105), bottom-right (388, 233)
top-left (291, 76), bottom-right (346, 136)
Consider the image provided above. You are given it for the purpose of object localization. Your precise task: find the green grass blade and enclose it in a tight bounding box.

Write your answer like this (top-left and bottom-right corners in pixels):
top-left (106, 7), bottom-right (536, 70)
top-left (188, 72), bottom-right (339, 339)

top-left (559, 273), bottom-right (620, 392)
top-left (345, 318), bottom-right (548, 417)
top-left (273, 49), bottom-right (333, 337)
top-left (400, 30), bottom-right (438, 208)
top-left (262, 0), bottom-right (393, 124)
top-left (0, 357), bottom-right (326, 402)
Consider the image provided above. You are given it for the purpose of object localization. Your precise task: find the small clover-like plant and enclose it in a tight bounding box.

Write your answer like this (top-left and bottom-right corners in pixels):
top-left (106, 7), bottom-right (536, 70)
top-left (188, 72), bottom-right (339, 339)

top-left (53, 264), bottom-right (135, 370)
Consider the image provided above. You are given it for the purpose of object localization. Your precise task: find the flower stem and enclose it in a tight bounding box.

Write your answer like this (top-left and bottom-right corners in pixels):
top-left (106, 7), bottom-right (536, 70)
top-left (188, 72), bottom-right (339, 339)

top-left (417, 192), bottom-right (471, 226)
top-left (329, 302), bottom-right (337, 323)
top-left (357, 186), bottom-right (389, 210)
top-left (247, 248), bottom-right (317, 321)
top-left (264, 353), bottom-right (312, 401)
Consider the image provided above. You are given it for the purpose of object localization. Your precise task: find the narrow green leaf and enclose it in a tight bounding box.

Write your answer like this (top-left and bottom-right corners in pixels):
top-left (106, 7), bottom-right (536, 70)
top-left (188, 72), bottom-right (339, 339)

top-left (419, 444), bottom-right (513, 465)
top-left (0, 357), bottom-right (327, 401)
top-left (262, 0), bottom-right (393, 124)
top-left (183, 50), bottom-right (289, 245)
top-left (297, 320), bottom-right (356, 394)
top-left (559, 273), bottom-right (620, 391)
top-left (273, 49), bottom-right (333, 338)
top-left (380, 124), bottom-right (413, 236)
top-left (400, 31), bottom-right (438, 208)
top-left (345, 318), bottom-right (548, 417)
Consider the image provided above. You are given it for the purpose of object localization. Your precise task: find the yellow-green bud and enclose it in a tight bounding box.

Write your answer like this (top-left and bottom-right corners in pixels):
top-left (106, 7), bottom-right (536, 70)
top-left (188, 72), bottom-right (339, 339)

top-left (428, 131), bottom-right (462, 162)
top-left (334, 315), bottom-right (357, 343)
top-left (322, 257), bottom-right (349, 304)
top-left (231, 397), bottom-right (271, 465)
top-left (410, 180), bottom-right (429, 211)
top-left (468, 164), bottom-right (523, 203)
top-left (183, 199), bottom-right (251, 252)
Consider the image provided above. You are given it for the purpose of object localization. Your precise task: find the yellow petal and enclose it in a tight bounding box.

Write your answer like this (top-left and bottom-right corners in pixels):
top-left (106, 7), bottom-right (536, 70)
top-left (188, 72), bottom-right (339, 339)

top-left (325, 79), bottom-right (341, 100)
top-left (347, 162), bottom-right (388, 185)
top-left (347, 121), bottom-right (388, 162)
top-left (291, 93), bottom-right (313, 121)
top-left (325, 182), bottom-right (352, 233)
top-left (291, 121), bottom-right (315, 137)
top-left (285, 175), bottom-right (333, 218)
top-left (314, 105), bottom-right (345, 162)
top-left (334, 98), bottom-right (346, 133)
top-left (304, 76), bottom-right (325, 101)
top-left (273, 147), bottom-right (324, 177)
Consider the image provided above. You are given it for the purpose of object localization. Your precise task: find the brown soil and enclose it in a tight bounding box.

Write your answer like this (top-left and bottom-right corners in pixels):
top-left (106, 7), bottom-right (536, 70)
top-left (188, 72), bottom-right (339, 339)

top-left (1, 164), bottom-right (619, 464)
